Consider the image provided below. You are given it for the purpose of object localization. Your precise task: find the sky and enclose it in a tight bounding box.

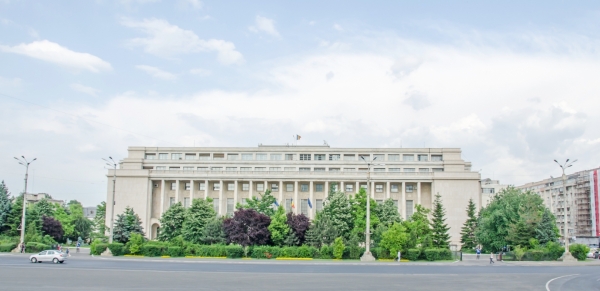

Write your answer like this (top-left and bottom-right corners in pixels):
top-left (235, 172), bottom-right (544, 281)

top-left (1, 0), bottom-right (600, 207)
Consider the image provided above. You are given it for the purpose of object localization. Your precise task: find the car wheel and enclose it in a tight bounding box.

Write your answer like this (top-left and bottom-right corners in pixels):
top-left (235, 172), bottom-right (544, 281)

top-left (53, 258), bottom-right (59, 264)
top-left (59, 261), bottom-right (64, 264)
top-left (30, 257), bottom-right (37, 263)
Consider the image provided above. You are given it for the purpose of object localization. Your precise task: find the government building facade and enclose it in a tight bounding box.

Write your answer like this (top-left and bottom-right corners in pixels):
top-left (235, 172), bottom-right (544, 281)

top-left (106, 145), bottom-right (481, 245)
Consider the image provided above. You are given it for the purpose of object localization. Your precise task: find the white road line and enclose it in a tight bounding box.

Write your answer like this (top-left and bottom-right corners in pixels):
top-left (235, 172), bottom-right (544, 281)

top-left (545, 274), bottom-right (579, 291)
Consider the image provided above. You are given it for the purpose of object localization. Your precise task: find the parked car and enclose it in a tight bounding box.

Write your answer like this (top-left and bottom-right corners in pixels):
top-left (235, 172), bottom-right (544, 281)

top-left (29, 250), bottom-right (67, 264)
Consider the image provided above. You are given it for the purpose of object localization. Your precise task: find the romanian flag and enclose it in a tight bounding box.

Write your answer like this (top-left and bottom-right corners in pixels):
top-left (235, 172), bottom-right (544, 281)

top-left (308, 198), bottom-right (313, 209)
top-left (294, 135), bottom-right (301, 140)
top-left (274, 200), bottom-right (279, 207)
top-left (291, 199), bottom-right (295, 208)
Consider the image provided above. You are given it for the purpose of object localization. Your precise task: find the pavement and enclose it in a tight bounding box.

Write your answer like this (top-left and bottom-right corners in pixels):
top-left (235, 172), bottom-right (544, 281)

top-left (1, 252), bottom-right (599, 290)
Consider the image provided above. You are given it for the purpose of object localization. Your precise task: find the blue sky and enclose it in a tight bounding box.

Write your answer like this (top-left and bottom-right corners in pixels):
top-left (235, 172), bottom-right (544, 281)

top-left (1, 0), bottom-right (600, 206)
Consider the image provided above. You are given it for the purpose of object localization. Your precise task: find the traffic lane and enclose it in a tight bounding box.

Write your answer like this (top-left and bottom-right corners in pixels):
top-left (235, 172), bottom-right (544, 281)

top-left (546, 274), bottom-right (600, 291)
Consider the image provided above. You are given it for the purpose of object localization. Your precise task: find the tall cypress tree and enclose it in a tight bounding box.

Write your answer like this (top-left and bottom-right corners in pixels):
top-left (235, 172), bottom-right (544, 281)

top-left (0, 181), bottom-right (12, 233)
top-left (112, 207), bottom-right (145, 243)
top-left (430, 193), bottom-right (450, 249)
top-left (182, 198), bottom-right (216, 244)
top-left (158, 202), bottom-right (186, 241)
top-left (460, 198), bottom-right (478, 250)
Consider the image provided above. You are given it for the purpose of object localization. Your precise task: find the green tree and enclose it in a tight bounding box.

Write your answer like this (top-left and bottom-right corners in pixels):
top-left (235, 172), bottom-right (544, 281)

top-left (24, 223), bottom-right (42, 243)
top-left (268, 205), bottom-right (290, 246)
top-left (113, 206), bottom-right (145, 243)
top-left (5, 194), bottom-right (23, 236)
top-left (430, 194), bottom-right (450, 249)
top-left (0, 181), bottom-right (12, 233)
top-left (200, 217), bottom-right (226, 245)
top-left (350, 188), bottom-right (380, 242)
top-left (332, 237), bottom-right (345, 259)
top-left (319, 185), bottom-right (353, 239)
top-left (403, 205), bottom-right (431, 249)
top-left (380, 222), bottom-right (409, 258)
top-left (182, 198), bottom-right (216, 244)
top-left (377, 199), bottom-right (401, 227)
top-left (244, 189), bottom-right (277, 217)
top-left (158, 202), bottom-right (186, 241)
top-left (305, 214), bottom-right (339, 248)
top-left (460, 198), bottom-right (478, 250)
top-left (72, 216), bottom-right (93, 241)
top-left (33, 198), bottom-right (54, 218)
top-left (535, 209), bottom-right (559, 244)
top-left (126, 233), bottom-right (144, 255)
top-left (53, 206), bottom-right (74, 239)
top-left (94, 201), bottom-right (107, 236)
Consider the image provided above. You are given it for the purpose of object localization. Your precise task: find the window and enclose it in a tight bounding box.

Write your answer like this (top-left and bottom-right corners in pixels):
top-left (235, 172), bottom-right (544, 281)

top-left (358, 168), bottom-right (368, 172)
top-left (285, 154), bottom-right (295, 160)
top-left (199, 154), bottom-right (210, 160)
top-left (300, 154), bottom-right (311, 161)
top-left (226, 167), bottom-right (237, 172)
top-left (183, 167), bottom-right (194, 171)
top-left (388, 154), bottom-right (400, 161)
top-left (389, 168), bottom-right (401, 172)
top-left (185, 154), bottom-right (196, 160)
top-left (269, 167), bottom-right (281, 171)
top-left (393, 200), bottom-right (398, 208)
top-left (211, 167), bottom-right (222, 171)
top-left (185, 182), bottom-right (191, 190)
top-left (329, 154), bottom-right (341, 161)
top-left (483, 188), bottom-right (495, 194)
top-left (376, 184), bottom-right (383, 192)
top-left (404, 168), bottom-right (415, 172)
top-left (301, 184), bottom-right (309, 192)
top-left (184, 197), bottom-right (190, 208)
top-left (169, 167), bottom-right (180, 171)
top-left (227, 183), bottom-right (234, 191)
top-left (155, 166), bottom-right (166, 170)
top-left (172, 153), bottom-right (182, 160)
top-left (299, 167), bottom-right (311, 172)
top-left (316, 184), bottom-right (324, 192)
top-left (314, 168), bottom-right (325, 172)
top-left (158, 153), bottom-right (168, 160)
top-left (171, 183), bottom-right (176, 190)
top-left (197, 167), bottom-right (208, 171)
top-left (374, 168), bottom-right (385, 172)
top-left (419, 168), bottom-right (429, 172)
top-left (227, 198), bottom-right (234, 216)
top-left (403, 154), bottom-right (414, 162)
top-left (391, 184), bottom-right (399, 192)
top-left (169, 197), bottom-right (175, 206)
top-left (345, 184), bottom-right (353, 192)
top-left (255, 167), bottom-right (266, 171)
top-left (343, 154), bottom-right (356, 161)
top-left (359, 154), bottom-right (370, 161)
top-left (286, 184), bottom-right (293, 192)
top-left (433, 168), bottom-right (444, 172)
top-left (316, 199), bottom-right (323, 212)
top-left (212, 153), bottom-right (224, 160)
top-left (145, 153), bottom-right (156, 159)
top-left (257, 183), bottom-right (264, 191)
top-left (240, 167), bottom-right (251, 172)
top-left (256, 153), bottom-right (267, 160)
top-left (418, 154), bottom-right (428, 161)
top-left (315, 154), bottom-right (325, 161)
top-left (271, 183), bottom-right (279, 192)
top-left (242, 153), bottom-right (253, 160)
top-left (373, 154), bottom-right (384, 161)
top-left (242, 198), bottom-right (247, 205)
top-left (360, 184), bottom-right (367, 190)
top-left (242, 183), bottom-right (249, 191)
top-left (286, 199), bottom-right (292, 210)
top-left (301, 199), bottom-right (309, 216)
top-left (213, 183), bottom-right (221, 191)
top-left (329, 168), bottom-right (340, 172)
top-left (270, 154), bottom-right (282, 160)
top-left (406, 185), bottom-right (414, 192)
top-left (431, 155), bottom-right (443, 162)
top-left (199, 182), bottom-right (206, 191)
top-left (344, 168), bottom-right (356, 172)
top-left (227, 154), bottom-right (238, 160)
top-left (213, 198), bottom-right (220, 213)
top-left (284, 167), bottom-right (296, 171)
top-left (406, 200), bottom-right (414, 219)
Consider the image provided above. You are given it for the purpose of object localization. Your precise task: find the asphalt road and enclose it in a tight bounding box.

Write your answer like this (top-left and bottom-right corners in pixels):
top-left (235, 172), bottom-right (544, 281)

top-left (1, 254), bottom-right (598, 291)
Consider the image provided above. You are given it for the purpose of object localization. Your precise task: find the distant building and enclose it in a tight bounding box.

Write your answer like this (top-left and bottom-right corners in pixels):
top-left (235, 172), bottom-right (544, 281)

top-left (83, 207), bottom-right (97, 220)
top-left (480, 178), bottom-right (508, 206)
top-left (24, 193), bottom-right (64, 206)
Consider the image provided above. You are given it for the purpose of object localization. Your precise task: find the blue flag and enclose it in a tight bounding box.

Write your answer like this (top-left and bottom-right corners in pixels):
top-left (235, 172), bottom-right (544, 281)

top-left (308, 198), bottom-right (312, 209)
top-left (274, 200), bottom-right (279, 207)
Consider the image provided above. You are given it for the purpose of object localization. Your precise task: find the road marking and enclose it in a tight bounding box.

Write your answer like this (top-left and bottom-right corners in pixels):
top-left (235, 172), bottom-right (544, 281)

top-left (545, 274), bottom-right (579, 291)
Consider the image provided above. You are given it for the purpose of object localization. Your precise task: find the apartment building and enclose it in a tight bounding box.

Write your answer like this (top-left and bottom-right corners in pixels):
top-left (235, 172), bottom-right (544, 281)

top-left (106, 145), bottom-right (481, 245)
top-left (24, 193), bottom-right (64, 206)
top-left (480, 178), bottom-right (509, 206)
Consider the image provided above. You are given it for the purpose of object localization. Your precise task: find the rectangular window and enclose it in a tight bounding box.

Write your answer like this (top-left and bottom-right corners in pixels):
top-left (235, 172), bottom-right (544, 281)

top-left (185, 154), bottom-right (196, 160)
top-left (373, 154), bottom-right (384, 161)
top-left (418, 154), bottom-right (428, 162)
top-left (393, 200), bottom-right (398, 208)
top-left (171, 183), bottom-right (176, 190)
top-left (155, 166), bottom-right (166, 170)
top-left (389, 168), bottom-right (401, 172)
top-left (483, 188), bottom-right (495, 194)
top-left (391, 184), bottom-right (399, 193)
top-left (213, 198), bottom-right (220, 214)
top-left (199, 153), bottom-right (210, 160)
top-left (329, 168), bottom-right (340, 172)
top-left (269, 167), bottom-right (281, 171)
top-left (403, 154), bottom-right (414, 162)
top-left (345, 184), bottom-right (353, 192)
top-left (329, 154), bottom-right (340, 161)
top-left (404, 168), bottom-right (415, 172)
top-left (184, 197), bottom-right (190, 208)
top-left (183, 167), bottom-right (194, 171)
top-left (145, 153), bottom-right (156, 159)
top-left (431, 155), bottom-right (443, 162)
top-left (359, 154), bottom-right (370, 161)
top-left (254, 167), bottom-right (266, 171)
top-left (227, 154), bottom-right (238, 160)
top-left (286, 199), bottom-right (292, 211)
top-left (242, 183), bottom-right (249, 191)
top-left (358, 168), bottom-right (368, 172)
top-left (316, 184), bottom-right (324, 192)
top-left (376, 184), bottom-right (383, 192)
top-left (299, 167), bottom-right (311, 172)
top-left (256, 153), bottom-right (267, 160)
top-left (169, 167), bottom-right (180, 171)
top-left (271, 183), bottom-right (279, 192)
top-left (197, 167), bottom-right (208, 171)
top-left (285, 154), bottom-right (295, 160)
top-left (406, 200), bottom-right (414, 219)
top-left (172, 153), bottom-right (182, 160)
top-left (343, 154), bottom-right (355, 161)
top-left (227, 183), bottom-right (234, 191)
top-left (169, 197), bottom-right (175, 206)
top-left (406, 185), bottom-right (414, 192)
top-left (374, 168), bottom-right (385, 172)
top-left (300, 154), bottom-right (311, 161)
top-left (242, 153), bottom-right (253, 160)
top-left (226, 167), bottom-right (237, 172)
top-left (185, 182), bottom-right (191, 190)
top-left (211, 167), bottom-right (222, 171)
top-left (213, 183), bottom-right (221, 191)
top-left (419, 168), bottom-right (429, 172)
top-left (344, 168), bottom-right (356, 172)
top-left (270, 154), bottom-right (282, 160)
top-left (213, 153), bottom-right (224, 160)
top-left (360, 184), bottom-right (367, 190)
top-left (388, 154), bottom-right (400, 161)
top-left (433, 168), bottom-right (444, 172)
top-left (158, 153), bottom-right (168, 160)
top-left (199, 182), bottom-right (206, 191)
top-left (316, 199), bottom-right (323, 212)
top-left (331, 183), bottom-right (339, 192)
top-left (314, 154), bottom-right (325, 161)
top-left (257, 183), bottom-right (264, 191)
top-left (284, 167), bottom-right (296, 171)
top-left (286, 184), bottom-right (293, 192)
top-left (242, 198), bottom-right (247, 205)
top-left (300, 184), bottom-right (309, 192)
top-left (240, 167), bottom-right (251, 172)
top-left (227, 198), bottom-right (234, 216)
top-left (301, 199), bottom-right (308, 216)
top-left (314, 168), bottom-right (325, 172)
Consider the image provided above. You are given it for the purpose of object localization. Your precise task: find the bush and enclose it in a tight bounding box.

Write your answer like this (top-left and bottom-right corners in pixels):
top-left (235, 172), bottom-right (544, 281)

top-left (438, 249), bottom-right (452, 260)
top-left (424, 249), bottom-right (439, 261)
top-left (333, 238), bottom-right (345, 259)
top-left (405, 249), bottom-right (421, 261)
top-left (91, 242), bottom-right (108, 255)
top-left (282, 246), bottom-right (300, 258)
top-left (127, 233), bottom-right (145, 255)
top-left (250, 246), bottom-right (279, 259)
top-left (318, 245), bottom-right (333, 259)
top-left (514, 246), bottom-right (526, 261)
top-left (544, 242), bottom-right (564, 261)
top-left (25, 242), bottom-right (50, 253)
top-left (342, 245), bottom-right (363, 260)
top-left (0, 243), bottom-right (16, 252)
top-left (167, 246), bottom-right (184, 257)
top-left (569, 244), bottom-right (590, 261)
top-left (529, 250), bottom-right (544, 261)
top-left (297, 245), bottom-right (317, 258)
top-left (372, 247), bottom-right (392, 260)
top-left (225, 245), bottom-right (244, 258)
top-left (192, 245), bottom-right (227, 257)
top-left (108, 243), bottom-right (126, 256)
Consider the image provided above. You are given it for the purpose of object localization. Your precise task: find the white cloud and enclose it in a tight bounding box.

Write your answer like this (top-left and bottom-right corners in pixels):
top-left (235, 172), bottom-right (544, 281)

top-left (0, 40), bottom-right (112, 72)
top-left (248, 15), bottom-right (280, 37)
top-left (136, 65), bottom-right (177, 80)
top-left (189, 68), bottom-right (211, 76)
top-left (333, 23), bottom-right (343, 31)
top-left (70, 83), bottom-right (100, 96)
top-left (121, 18), bottom-right (244, 65)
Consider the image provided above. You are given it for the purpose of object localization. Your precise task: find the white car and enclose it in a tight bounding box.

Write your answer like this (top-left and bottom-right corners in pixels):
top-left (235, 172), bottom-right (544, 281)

top-left (29, 250), bottom-right (67, 264)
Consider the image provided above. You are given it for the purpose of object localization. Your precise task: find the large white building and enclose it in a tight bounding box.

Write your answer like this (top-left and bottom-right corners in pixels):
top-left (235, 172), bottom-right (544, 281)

top-left (480, 178), bottom-right (509, 206)
top-left (106, 145), bottom-right (481, 245)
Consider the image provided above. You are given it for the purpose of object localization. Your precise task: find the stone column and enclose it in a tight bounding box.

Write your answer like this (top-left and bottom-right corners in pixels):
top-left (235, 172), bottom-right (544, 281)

top-left (264, 181), bottom-right (268, 194)
top-left (160, 180), bottom-right (165, 214)
top-left (175, 180), bottom-right (180, 204)
top-left (279, 181), bottom-right (283, 206)
top-left (325, 181), bottom-right (329, 196)
top-left (249, 181), bottom-right (253, 199)
top-left (356, 181), bottom-right (360, 194)
top-left (294, 181), bottom-right (299, 215)
top-left (219, 180), bottom-right (224, 215)
top-left (386, 181), bottom-right (391, 199)
top-left (371, 179), bottom-right (375, 199)
top-left (341, 181), bottom-right (345, 194)
top-left (309, 181), bottom-right (314, 219)
top-left (204, 179), bottom-right (208, 199)
top-left (417, 182), bottom-right (422, 206)
top-left (234, 180), bottom-right (238, 207)
top-left (190, 180), bottom-right (194, 205)
top-left (401, 181), bottom-right (406, 219)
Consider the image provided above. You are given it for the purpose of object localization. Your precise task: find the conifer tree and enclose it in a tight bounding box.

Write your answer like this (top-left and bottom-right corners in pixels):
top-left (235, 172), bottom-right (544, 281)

top-left (377, 198), bottom-right (402, 227)
top-left (0, 181), bottom-right (12, 233)
top-left (460, 198), bottom-right (478, 250)
top-left (182, 198), bottom-right (216, 244)
top-left (268, 205), bottom-right (290, 246)
top-left (535, 209), bottom-right (559, 244)
top-left (113, 206), bottom-right (145, 243)
top-left (320, 184), bottom-right (352, 239)
top-left (430, 193), bottom-right (450, 249)
top-left (94, 201), bottom-right (107, 236)
top-left (200, 218), bottom-right (226, 245)
top-left (5, 194), bottom-right (24, 236)
top-left (158, 202), bottom-right (186, 241)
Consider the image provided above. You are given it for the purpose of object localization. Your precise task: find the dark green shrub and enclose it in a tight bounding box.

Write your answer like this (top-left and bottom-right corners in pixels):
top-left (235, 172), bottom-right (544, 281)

top-left (108, 243), bottom-right (126, 256)
top-left (225, 245), bottom-right (244, 258)
top-left (318, 245), bottom-right (332, 259)
top-left (0, 243), bottom-right (16, 252)
top-left (544, 242), bottom-right (564, 260)
top-left (406, 249), bottom-right (421, 261)
top-left (342, 246), bottom-right (363, 260)
top-left (185, 244), bottom-right (201, 256)
top-left (167, 246), bottom-right (183, 257)
top-left (282, 246), bottom-right (300, 258)
top-left (424, 249), bottom-right (439, 261)
top-left (298, 245), bottom-right (317, 258)
top-left (91, 243), bottom-right (108, 255)
top-left (569, 244), bottom-right (590, 261)
top-left (372, 247), bottom-right (392, 260)
top-left (197, 245), bottom-right (227, 257)
top-left (142, 244), bottom-right (165, 257)
top-left (438, 249), bottom-right (452, 260)
top-left (25, 242), bottom-right (50, 253)
top-left (529, 250), bottom-right (544, 261)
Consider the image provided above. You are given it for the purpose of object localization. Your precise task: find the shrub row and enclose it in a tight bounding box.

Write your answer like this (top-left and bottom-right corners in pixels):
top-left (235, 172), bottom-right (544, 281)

top-left (90, 243), bottom-right (108, 255)
top-left (25, 242), bottom-right (50, 253)
top-left (0, 243), bottom-right (16, 252)
top-left (569, 244), bottom-right (590, 261)
top-left (108, 243), bottom-right (126, 256)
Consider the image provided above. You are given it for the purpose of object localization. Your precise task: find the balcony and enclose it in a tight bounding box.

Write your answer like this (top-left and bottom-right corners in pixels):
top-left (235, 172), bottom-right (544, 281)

top-left (149, 170), bottom-right (436, 178)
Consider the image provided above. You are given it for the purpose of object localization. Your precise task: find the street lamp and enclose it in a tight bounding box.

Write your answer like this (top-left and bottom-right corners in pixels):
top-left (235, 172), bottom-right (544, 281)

top-left (554, 158), bottom-right (577, 262)
top-left (359, 156), bottom-right (384, 261)
top-left (14, 156), bottom-right (36, 250)
top-left (103, 157), bottom-right (117, 244)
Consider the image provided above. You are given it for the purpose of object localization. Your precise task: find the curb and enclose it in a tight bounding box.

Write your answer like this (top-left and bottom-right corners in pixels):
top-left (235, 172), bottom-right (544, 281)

top-left (275, 258), bottom-right (313, 260)
top-left (184, 256), bottom-right (227, 259)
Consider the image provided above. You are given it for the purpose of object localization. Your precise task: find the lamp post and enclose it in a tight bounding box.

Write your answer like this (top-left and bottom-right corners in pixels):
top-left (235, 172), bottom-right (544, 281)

top-left (360, 156), bottom-right (384, 261)
top-left (103, 157), bottom-right (117, 244)
top-left (554, 159), bottom-right (577, 262)
top-left (14, 156), bottom-right (36, 249)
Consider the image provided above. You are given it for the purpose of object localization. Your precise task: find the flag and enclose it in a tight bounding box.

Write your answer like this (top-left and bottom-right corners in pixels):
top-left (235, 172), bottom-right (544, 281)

top-left (308, 198), bottom-right (312, 209)
top-left (274, 200), bottom-right (279, 207)
top-left (291, 199), bottom-right (295, 209)
top-left (296, 135), bottom-right (301, 140)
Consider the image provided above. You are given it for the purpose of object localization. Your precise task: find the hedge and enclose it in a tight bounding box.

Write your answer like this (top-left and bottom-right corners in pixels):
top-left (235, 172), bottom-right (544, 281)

top-left (108, 243), bottom-right (126, 256)
top-left (25, 242), bottom-right (50, 253)
top-left (319, 245), bottom-right (333, 259)
top-left (91, 243), bottom-right (108, 255)
top-left (225, 245), bottom-right (244, 258)
top-left (405, 249), bottom-right (421, 261)
top-left (343, 246), bottom-right (364, 260)
top-left (423, 248), bottom-right (452, 261)
top-left (569, 244), bottom-right (590, 261)
top-left (372, 247), bottom-right (392, 260)
top-left (0, 243), bottom-right (16, 252)
top-left (167, 246), bottom-right (184, 257)
top-left (142, 244), bottom-right (168, 257)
